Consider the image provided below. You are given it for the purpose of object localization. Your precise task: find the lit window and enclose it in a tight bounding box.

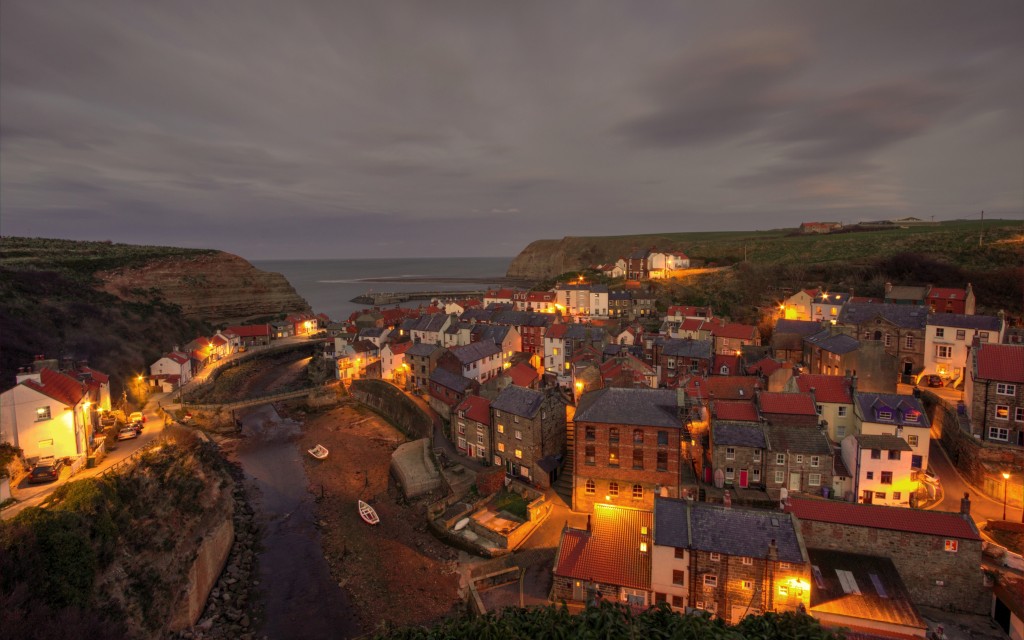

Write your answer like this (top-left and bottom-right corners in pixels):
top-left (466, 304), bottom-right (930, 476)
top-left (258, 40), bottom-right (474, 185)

top-left (632, 484), bottom-right (643, 499)
top-left (703, 575), bottom-right (718, 587)
top-left (498, 424), bottom-right (505, 434)
top-left (585, 479), bottom-right (595, 495)
top-left (944, 539), bottom-right (958, 552)
top-left (996, 405), bottom-right (1009, 420)
top-left (742, 580), bottom-right (753, 590)
top-left (497, 443), bottom-right (505, 452)
top-left (514, 449), bottom-right (522, 459)
top-left (35, 406), bottom-right (51, 421)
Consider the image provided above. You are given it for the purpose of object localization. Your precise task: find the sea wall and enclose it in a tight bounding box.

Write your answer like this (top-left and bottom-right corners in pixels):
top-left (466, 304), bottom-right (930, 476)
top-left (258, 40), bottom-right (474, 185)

top-left (350, 380), bottom-right (432, 440)
top-left (170, 517), bottom-right (234, 631)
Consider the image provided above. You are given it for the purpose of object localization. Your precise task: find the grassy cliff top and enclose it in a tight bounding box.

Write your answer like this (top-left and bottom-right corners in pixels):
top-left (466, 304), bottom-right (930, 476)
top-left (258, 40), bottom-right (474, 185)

top-left (1, 237), bottom-right (218, 278)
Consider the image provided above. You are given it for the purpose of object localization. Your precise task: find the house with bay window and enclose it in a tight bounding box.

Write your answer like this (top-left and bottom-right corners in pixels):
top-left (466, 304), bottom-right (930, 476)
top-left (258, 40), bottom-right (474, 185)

top-left (853, 392), bottom-right (930, 474)
top-left (965, 342), bottom-right (1024, 447)
top-left (923, 313), bottom-right (1003, 386)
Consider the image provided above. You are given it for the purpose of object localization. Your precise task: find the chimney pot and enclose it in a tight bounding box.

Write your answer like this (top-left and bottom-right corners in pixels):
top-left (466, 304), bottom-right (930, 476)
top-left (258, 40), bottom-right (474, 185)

top-left (960, 493), bottom-right (971, 515)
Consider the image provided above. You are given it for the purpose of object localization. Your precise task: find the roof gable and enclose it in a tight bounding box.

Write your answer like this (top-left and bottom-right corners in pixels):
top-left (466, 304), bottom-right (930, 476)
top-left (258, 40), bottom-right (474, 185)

top-left (22, 368), bottom-right (86, 407)
top-left (555, 504), bottom-right (652, 590)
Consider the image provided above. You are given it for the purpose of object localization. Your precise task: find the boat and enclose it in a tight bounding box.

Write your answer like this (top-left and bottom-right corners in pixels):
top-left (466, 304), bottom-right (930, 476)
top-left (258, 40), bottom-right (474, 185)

top-left (308, 444), bottom-right (329, 460)
top-left (453, 517), bottom-right (470, 532)
top-left (358, 500), bottom-right (379, 525)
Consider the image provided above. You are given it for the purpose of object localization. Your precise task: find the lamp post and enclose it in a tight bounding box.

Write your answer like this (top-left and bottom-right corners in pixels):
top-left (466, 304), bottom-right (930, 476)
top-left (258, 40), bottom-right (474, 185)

top-left (1002, 472), bottom-right (1010, 521)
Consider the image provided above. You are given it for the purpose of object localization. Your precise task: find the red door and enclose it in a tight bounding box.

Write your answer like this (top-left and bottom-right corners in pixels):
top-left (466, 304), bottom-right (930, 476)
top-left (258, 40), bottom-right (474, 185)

top-left (704, 466), bottom-right (712, 483)
top-left (739, 470), bottom-right (748, 488)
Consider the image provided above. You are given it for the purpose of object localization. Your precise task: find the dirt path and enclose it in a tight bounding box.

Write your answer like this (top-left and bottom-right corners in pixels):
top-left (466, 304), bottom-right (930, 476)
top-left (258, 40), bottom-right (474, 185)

top-left (299, 404), bottom-right (463, 632)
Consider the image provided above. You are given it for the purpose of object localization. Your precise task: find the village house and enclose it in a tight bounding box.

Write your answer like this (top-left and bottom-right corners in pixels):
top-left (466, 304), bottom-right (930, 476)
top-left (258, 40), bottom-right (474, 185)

top-left (608, 291), bottom-right (632, 318)
top-left (840, 434), bottom-right (915, 507)
top-left (453, 394), bottom-right (491, 461)
top-left (469, 323), bottom-right (521, 360)
top-left (764, 424), bottom-right (834, 499)
top-left (573, 387), bottom-right (685, 512)
top-left (226, 323), bottom-right (272, 347)
top-left (149, 350), bottom-right (193, 389)
top-left (788, 375), bottom-right (856, 444)
top-left (652, 498), bottom-right (810, 622)
top-left (965, 342), bottom-right (1024, 447)
top-left (552, 282), bottom-right (610, 319)
top-left (707, 319), bottom-right (761, 355)
top-left (270, 320), bottom-right (294, 339)
top-left (490, 385), bottom-right (566, 487)
top-left (707, 421), bottom-right (767, 489)
top-left (647, 250), bottom-right (690, 279)
top-left (598, 354), bottom-right (658, 390)
top-left (757, 391), bottom-right (819, 428)
top-left (772, 319), bottom-right (823, 363)
top-left (883, 283), bottom-right (929, 306)
top-left (630, 289), bottom-right (657, 318)
top-left (923, 313), bottom-right (1004, 385)
top-left (652, 338), bottom-right (714, 388)
top-left (409, 313), bottom-right (454, 346)
top-left (286, 312), bottom-right (320, 336)
top-left (428, 368), bottom-right (478, 422)
top-left (441, 321), bottom-right (472, 348)
top-left (836, 302), bottom-right (928, 381)
top-left (379, 340), bottom-right (412, 383)
top-left (405, 342), bottom-right (441, 390)
top-left (544, 323), bottom-right (608, 379)
top-left (483, 288), bottom-right (521, 308)
top-left (357, 326), bottom-right (391, 348)
top-left (803, 328), bottom-right (897, 393)
top-left (436, 341), bottom-right (503, 385)
top-left (666, 305), bottom-right (714, 322)
top-left (786, 496), bottom-right (986, 613)
top-left (781, 289), bottom-right (819, 321)
top-left (854, 392), bottom-right (930, 474)
top-left (0, 363), bottom-right (109, 461)
top-left (552, 503), bottom-right (654, 608)
top-left (926, 284), bottom-right (976, 315)
top-left (809, 291), bottom-right (852, 323)
top-left (626, 249), bottom-right (649, 280)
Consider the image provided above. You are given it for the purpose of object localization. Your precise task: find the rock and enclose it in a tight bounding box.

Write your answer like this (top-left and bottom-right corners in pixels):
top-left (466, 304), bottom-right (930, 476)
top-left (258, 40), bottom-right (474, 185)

top-left (198, 618), bottom-right (215, 631)
top-left (241, 614), bottom-right (250, 628)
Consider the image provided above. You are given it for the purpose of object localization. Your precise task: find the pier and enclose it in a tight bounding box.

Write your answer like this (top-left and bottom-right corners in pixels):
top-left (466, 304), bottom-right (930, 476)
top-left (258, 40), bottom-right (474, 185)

top-left (350, 289), bottom-right (490, 306)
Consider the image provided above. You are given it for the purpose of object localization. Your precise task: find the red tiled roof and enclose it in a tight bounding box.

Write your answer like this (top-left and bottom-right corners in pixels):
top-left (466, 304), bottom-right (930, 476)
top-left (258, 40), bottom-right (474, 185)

top-left (758, 391), bottom-right (817, 416)
top-left (22, 368), bottom-right (86, 407)
top-left (545, 324), bottom-right (570, 340)
top-left (678, 317), bottom-right (710, 332)
top-left (554, 504), bottom-right (652, 591)
top-left (526, 292), bottom-right (555, 302)
top-left (212, 335), bottom-right (228, 346)
top-left (667, 305), bottom-right (710, 318)
top-left (709, 319), bottom-right (758, 340)
top-left (696, 376), bottom-right (760, 401)
top-left (713, 400), bottom-right (759, 422)
top-left (713, 354), bottom-right (740, 374)
top-left (486, 288), bottom-right (518, 299)
top-left (975, 343), bottom-right (1024, 383)
top-left (795, 375), bottom-right (853, 404)
top-left (746, 357), bottom-right (784, 376)
top-left (455, 395), bottom-right (491, 425)
top-left (166, 351), bottom-right (189, 364)
top-left (387, 341), bottom-right (413, 355)
top-left (507, 362), bottom-right (538, 387)
top-left (75, 366), bottom-right (109, 384)
top-left (927, 287), bottom-right (967, 300)
top-left (227, 324), bottom-right (271, 338)
top-left (786, 497), bottom-right (980, 540)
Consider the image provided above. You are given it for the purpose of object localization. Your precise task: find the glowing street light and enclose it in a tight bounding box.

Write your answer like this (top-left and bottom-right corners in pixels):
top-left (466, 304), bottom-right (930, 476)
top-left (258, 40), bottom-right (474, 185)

top-left (1003, 472), bottom-right (1011, 521)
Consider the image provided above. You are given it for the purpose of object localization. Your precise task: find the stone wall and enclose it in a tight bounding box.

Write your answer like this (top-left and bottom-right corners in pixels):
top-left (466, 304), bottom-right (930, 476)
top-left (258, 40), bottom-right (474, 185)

top-left (350, 379), bottom-right (432, 440)
top-left (170, 517), bottom-right (234, 631)
top-left (797, 519), bottom-right (988, 613)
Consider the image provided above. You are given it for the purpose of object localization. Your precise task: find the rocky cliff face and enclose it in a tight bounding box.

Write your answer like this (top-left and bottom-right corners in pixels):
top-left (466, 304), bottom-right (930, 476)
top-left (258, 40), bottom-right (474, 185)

top-left (97, 252), bottom-right (310, 325)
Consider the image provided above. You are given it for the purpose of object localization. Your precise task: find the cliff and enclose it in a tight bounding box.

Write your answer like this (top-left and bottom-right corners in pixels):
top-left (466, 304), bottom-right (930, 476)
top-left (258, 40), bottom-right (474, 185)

top-left (97, 251), bottom-right (310, 325)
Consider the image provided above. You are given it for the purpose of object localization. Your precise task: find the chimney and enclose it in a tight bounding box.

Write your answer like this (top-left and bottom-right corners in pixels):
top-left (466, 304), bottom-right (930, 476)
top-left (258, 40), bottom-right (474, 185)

top-left (767, 538), bottom-right (778, 562)
top-left (960, 493), bottom-right (971, 515)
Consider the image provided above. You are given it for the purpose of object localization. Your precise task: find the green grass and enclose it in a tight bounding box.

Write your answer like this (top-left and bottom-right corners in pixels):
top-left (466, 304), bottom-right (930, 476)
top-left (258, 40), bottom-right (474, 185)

top-left (492, 489), bottom-right (529, 519)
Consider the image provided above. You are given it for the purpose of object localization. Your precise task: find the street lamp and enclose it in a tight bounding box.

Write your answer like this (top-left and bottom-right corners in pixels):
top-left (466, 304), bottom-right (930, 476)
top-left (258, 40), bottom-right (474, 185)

top-left (1002, 472), bottom-right (1010, 521)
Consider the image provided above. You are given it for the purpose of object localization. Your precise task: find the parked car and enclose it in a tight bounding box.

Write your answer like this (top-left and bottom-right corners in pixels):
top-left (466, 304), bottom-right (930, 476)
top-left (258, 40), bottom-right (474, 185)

top-left (129, 411), bottom-right (145, 424)
top-left (28, 457), bottom-right (65, 484)
top-left (924, 468), bottom-right (940, 484)
top-left (926, 375), bottom-right (944, 388)
top-left (117, 426), bottom-right (140, 440)
top-left (99, 412), bottom-right (117, 427)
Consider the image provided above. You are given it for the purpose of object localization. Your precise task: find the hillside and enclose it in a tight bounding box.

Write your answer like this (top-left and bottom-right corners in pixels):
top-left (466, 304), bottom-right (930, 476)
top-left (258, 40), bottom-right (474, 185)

top-left (506, 220), bottom-right (1023, 279)
top-left (0, 237), bottom-right (310, 393)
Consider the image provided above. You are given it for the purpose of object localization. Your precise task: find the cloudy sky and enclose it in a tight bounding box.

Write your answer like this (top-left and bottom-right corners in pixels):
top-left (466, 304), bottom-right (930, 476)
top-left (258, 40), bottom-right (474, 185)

top-left (2, 1), bottom-right (1021, 259)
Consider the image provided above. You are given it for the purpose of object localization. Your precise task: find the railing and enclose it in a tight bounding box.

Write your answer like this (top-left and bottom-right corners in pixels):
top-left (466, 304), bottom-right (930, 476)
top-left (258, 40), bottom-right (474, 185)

top-left (185, 387), bottom-right (322, 412)
top-left (101, 441), bottom-right (163, 477)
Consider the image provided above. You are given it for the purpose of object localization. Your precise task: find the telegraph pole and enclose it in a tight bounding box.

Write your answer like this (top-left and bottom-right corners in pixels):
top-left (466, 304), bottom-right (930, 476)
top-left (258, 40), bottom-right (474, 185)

top-left (979, 210), bottom-right (984, 247)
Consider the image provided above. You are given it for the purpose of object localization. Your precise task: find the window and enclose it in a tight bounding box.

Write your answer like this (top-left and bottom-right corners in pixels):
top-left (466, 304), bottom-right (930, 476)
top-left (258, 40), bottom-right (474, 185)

top-left (672, 570), bottom-right (685, 586)
top-left (710, 552), bottom-right (721, 562)
top-left (632, 484), bottom-right (643, 499)
top-left (513, 430), bottom-right (522, 441)
top-left (881, 471), bottom-right (893, 484)
top-left (458, 437), bottom-right (467, 449)
top-left (816, 404), bottom-right (823, 415)
top-left (936, 345), bottom-right (952, 359)
top-left (585, 445), bottom-right (596, 464)
top-left (866, 471), bottom-right (874, 480)
top-left (779, 562), bottom-right (791, 570)
top-left (667, 358), bottom-right (676, 370)
top-left (633, 449), bottom-right (644, 470)
top-left (633, 429), bottom-right (644, 444)
top-left (458, 422), bottom-right (466, 435)
top-left (498, 443), bottom-right (505, 453)
top-left (837, 406), bottom-right (848, 417)
top-left (809, 473), bottom-right (821, 486)
top-left (878, 410), bottom-right (893, 421)
top-left (753, 449), bottom-right (761, 462)
top-left (996, 405), bottom-right (1010, 420)
top-left (888, 450), bottom-right (901, 460)
top-left (752, 469), bottom-right (761, 481)
top-left (956, 329), bottom-right (966, 340)
top-left (655, 592), bottom-right (667, 604)
top-left (585, 479), bottom-right (595, 495)
top-left (875, 492), bottom-right (886, 499)
top-left (979, 332), bottom-right (989, 343)
top-left (514, 416), bottom-right (519, 423)
top-left (871, 449), bottom-right (881, 459)
top-left (778, 585), bottom-right (789, 596)
top-left (657, 450), bottom-right (668, 472)
top-left (609, 428), bottom-right (619, 443)
top-left (774, 470), bottom-right (785, 483)
top-left (658, 431), bottom-right (669, 446)
top-left (905, 335), bottom-right (914, 349)
top-left (884, 334), bottom-right (892, 347)
top-left (586, 426), bottom-right (596, 440)
top-left (893, 492), bottom-right (902, 500)
top-left (725, 467), bottom-right (734, 481)
top-left (741, 556), bottom-right (753, 566)
top-left (944, 539), bottom-right (958, 553)
top-left (726, 447), bottom-right (735, 460)
top-left (795, 455), bottom-right (804, 464)
top-left (776, 453), bottom-right (786, 465)
top-left (997, 383), bottom-right (1017, 396)
top-left (907, 434), bottom-right (919, 446)
top-left (703, 575), bottom-right (718, 587)
top-left (514, 448), bottom-right (522, 459)
top-left (836, 425), bottom-right (846, 438)
top-left (34, 406), bottom-right (51, 421)
top-left (609, 482), bottom-right (619, 497)
top-left (989, 427), bottom-right (1009, 441)
top-left (498, 424), bottom-right (505, 434)
top-left (609, 447), bottom-right (619, 467)
top-left (1017, 407), bottom-right (1024, 422)
top-left (810, 456), bottom-right (819, 468)
top-left (675, 547), bottom-right (686, 559)
top-left (672, 595), bottom-right (685, 608)
top-left (742, 580), bottom-right (753, 590)
top-left (935, 328), bottom-right (945, 338)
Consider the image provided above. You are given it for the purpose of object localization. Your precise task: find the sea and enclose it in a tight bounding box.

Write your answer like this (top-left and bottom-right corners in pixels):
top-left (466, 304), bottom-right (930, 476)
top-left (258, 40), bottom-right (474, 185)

top-left (252, 257), bottom-right (514, 323)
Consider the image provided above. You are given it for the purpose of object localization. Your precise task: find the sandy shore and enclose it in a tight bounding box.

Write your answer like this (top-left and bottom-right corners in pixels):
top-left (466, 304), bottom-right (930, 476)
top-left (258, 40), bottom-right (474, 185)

top-left (295, 403), bottom-right (464, 633)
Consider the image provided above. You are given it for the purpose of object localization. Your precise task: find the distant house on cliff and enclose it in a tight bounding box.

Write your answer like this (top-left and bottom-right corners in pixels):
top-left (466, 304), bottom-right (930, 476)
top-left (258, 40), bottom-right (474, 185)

top-left (226, 324), bottom-right (271, 347)
top-left (799, 222), bottom-right (842, 234)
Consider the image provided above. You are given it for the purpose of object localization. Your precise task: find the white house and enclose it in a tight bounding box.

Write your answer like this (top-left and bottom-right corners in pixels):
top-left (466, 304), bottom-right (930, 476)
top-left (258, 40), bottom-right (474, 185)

top-left (0, 367), bottom-right (94, 461)
top-left (810, 291), bottom-right (852, 323)
top-left (410, 313), bottom-right (454, 346)
top-left (924, 313), bottom-right (1004, 386)
top-left (150, 351), bottom-right (193, 386)
top-left (380, 341), bottom-right (412, 382)
top-left (647, 251), bottom-right (690, 278)
top-left (854, 392), bottom-right (930, 474)
top-left (841, 433), bottom-right (915, 507)
top-left (553, 283), bottom-right (609, 319)
top-left (781, 289), bottom-right (819, 321)
top-left (543, 323), bottom-right (571, 376)
top-left (442, 342), bottom-right (503, 384)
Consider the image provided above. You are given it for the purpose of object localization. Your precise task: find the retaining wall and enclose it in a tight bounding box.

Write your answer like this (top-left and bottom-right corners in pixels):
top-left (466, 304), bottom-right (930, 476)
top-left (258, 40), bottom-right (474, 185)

top-left (350, 379), bottom-right (432, 440)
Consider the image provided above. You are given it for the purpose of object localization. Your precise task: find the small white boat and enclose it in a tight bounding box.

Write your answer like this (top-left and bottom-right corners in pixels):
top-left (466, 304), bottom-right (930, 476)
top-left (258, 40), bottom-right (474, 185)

top-left (454, 517), bottom-right (470, 532)
top-left (308, 444), bottom-right (329, 460)
top-left (358, 500), bottom-right (379, 525)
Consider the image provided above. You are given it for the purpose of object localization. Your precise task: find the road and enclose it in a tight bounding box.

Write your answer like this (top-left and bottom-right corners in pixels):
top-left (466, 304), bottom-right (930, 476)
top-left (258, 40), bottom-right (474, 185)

top-left (2, 391), bottom-right (172, 520)
top-left (927, 437), bottom-right (1019, 524)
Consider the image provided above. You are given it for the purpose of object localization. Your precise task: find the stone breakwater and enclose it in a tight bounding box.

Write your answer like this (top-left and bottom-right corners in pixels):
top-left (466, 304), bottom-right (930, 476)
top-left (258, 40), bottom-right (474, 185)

top-left (173, 461), bottom-right (262, 640)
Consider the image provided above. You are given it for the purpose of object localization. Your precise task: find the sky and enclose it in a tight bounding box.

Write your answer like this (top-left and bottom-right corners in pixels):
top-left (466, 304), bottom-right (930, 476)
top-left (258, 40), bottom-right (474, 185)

top-left (2, 1), bottom-right (1022, 260)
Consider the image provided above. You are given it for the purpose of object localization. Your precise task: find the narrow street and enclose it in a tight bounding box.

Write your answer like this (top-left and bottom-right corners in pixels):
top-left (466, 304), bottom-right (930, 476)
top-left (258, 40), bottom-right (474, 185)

top-left (927, 438), bottom-right (1020, 524)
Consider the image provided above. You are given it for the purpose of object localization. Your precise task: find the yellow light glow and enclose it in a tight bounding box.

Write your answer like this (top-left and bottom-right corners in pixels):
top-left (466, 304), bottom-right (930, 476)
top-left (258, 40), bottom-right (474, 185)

top-left (640, 542), bottom-right (648, 552)
top-left (575, 382), bottom-right (584, 391)
top-left (1003, 472), bottom-right (1011, 480)
top-left (605, 495), bottom-right (611, 501)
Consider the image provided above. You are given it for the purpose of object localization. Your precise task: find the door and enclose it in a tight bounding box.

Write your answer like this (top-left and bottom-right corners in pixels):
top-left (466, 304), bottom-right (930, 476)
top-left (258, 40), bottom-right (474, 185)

top-left (739, 470), bottom-right (748, 488)
top-left (862, 489), bottom-right (873, 504)
top-left (903, 361), bottom-right (913, 375)
top-left (788, 472), bottom-right (801, 491)
top-left (572, 580), bottom-right (586, 602)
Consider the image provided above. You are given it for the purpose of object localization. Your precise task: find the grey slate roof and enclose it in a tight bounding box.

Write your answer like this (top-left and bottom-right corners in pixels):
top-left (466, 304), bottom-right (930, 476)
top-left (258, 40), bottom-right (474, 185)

top-left (712, 422), bottom-right (767, 449)
top-left (653, 497), bottom-right (690, 548)
top-left (471, 324), bottom-right (511, 345)
top-left (926, 313), bottom-right (1002, 331)
top-left (807, 549), bottom-right (926, 630)
top-left (564, 324), bottom-right (609, 342)
top-left (804, 330), bottom-right (861, 355)
top-left (854, 434), bottom-right (913, 451)
top-left (688, 502), bottom-right (805, 563)
top-left (491, 385), bottom-right (544, 418)
top-left (460, 309), bottom-right (496, 323)
top-left (574, 388), bottom-right (680, 428)
top-left (764, 424), bottom-right (832, 455)
top-left (429, 368), bottom-right (475, 393)
top-left (775, 319), bottom-right (825, 337)
top-left (855, 393), bottom-right (930, 428)
top-left (838, 303), bottom-right (928, 330)
top-left (406, 342), bottom-right (439, 358)
top-left (657, 338), bottom-right (714, 359)
top-left (610, 291), bottom-right (632, 301)
top-left (449, 341), bottom-right (501, 364)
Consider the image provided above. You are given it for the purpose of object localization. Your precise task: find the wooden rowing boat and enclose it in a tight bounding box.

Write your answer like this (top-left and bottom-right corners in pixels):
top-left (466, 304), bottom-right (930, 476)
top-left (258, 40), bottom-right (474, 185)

top-left (358, 500), bottom-right (379, 525)
top-left (308, 444), bottom-right (329, 460)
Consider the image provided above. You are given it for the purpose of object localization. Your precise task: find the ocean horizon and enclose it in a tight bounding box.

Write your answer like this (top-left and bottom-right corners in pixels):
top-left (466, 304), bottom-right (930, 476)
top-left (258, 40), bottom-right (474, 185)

top-left (253, 256), bottom-right (514, 322)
